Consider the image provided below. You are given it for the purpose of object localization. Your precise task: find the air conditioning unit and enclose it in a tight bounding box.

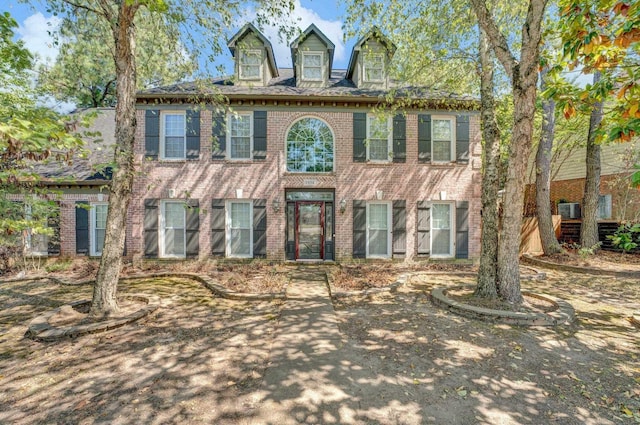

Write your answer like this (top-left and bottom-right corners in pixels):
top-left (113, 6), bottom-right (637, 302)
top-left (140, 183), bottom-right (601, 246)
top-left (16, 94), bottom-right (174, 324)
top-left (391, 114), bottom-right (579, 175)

top-left (558, 202), bottom-right (581, 219)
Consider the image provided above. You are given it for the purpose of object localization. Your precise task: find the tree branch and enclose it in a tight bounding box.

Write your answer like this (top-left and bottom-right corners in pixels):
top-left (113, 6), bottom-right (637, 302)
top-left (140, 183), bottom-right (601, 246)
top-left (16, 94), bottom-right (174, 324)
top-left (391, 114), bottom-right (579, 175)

top-left (468, 0), bottom-right (517, 77)
top-left (59, 0), bottom-right (104, 18)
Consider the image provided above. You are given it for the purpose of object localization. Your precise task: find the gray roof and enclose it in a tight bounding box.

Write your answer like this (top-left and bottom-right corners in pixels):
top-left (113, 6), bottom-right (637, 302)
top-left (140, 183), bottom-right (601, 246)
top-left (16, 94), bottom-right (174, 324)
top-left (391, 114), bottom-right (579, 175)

top-left (137, 68), bottom-right (478, 106)
top-left (35, 108), bottom-right (115, 184)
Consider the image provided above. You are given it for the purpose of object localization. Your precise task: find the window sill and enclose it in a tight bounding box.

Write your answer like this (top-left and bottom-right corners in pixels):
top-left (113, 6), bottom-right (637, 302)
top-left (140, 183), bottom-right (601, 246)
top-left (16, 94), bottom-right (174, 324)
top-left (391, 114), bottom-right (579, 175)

top-left (282, 172), bottom-right (336, 177)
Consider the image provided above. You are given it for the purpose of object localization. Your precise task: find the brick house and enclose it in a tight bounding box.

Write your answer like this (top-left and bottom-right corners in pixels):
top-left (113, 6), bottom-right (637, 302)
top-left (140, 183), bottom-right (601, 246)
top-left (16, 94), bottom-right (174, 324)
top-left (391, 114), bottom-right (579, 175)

top-left (64, 24), bottom-right (482, 262)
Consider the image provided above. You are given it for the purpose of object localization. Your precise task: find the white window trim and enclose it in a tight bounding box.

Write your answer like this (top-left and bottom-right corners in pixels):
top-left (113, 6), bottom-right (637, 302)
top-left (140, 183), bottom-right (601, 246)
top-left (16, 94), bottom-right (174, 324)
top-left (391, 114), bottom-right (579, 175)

top-left (366, 201), bottom-right (392, 259)
top-left (431, 116), bottom-right (456, 163)
top-left (239, 49), bottom-right (263, 80)
top-left (89, 202), bottom-right (108, 257)
top-left (226, 200), bottom-right (253, 258)
top-left (363, 53), bottom-right (385, 83)
top-left (24, 204), bottom-right (48, 257)
top-left (159, 200), bottom-right (186, 259)
top-left (366, 114), bottom-right (392, 162)
top-left (285, 116), bottom-right (336, 173)
top-left (227, 112), bottom-right (254, 160)
top-left (160, 111), bottom-right (186, 160)
top-left (430, 202), bottom-right (455, 259)
top-left (301, 51), bottom-right (324, 81)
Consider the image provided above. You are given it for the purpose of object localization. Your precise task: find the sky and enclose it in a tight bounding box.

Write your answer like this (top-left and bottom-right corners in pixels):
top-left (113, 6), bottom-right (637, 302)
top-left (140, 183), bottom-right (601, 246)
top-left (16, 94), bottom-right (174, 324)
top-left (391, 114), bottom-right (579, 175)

top-left (2, 0), bottom-right (355, 74)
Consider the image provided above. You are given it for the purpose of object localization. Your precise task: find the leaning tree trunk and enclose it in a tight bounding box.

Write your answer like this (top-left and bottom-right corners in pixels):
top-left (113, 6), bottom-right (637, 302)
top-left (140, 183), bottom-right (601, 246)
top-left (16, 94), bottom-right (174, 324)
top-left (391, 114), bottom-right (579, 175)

top-left (536, 67), bottom-right (562, 255)
top-left (91, 3), bottom-right (139, 317)
top-left (580, 71), bottom-right (603, 250)
top-left (475, 29), bottom-right (500, 299)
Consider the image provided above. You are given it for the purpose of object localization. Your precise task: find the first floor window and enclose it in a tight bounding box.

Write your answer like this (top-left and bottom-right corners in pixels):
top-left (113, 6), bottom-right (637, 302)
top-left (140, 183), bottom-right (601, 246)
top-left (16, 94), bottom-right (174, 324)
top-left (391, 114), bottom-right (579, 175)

top-left (91, 203), bottom-right (108, 256)
top-left (23, 204), bottom-right (48, 256)
top-left (161, 201), bottom-right (186, 257)
top-left (229, 113), bottom-right (252, 159)
top-left (431, 203), bottom-right (454, 257)
top-left (367, 202), bottom-right (391, 258)
top-left (598, 194), bottom-right (612, 219)
top-left (227, 201), bottom-right (252, 257)
top-left (302, 52), bottom-right (323, 81)
top-left (367, 114), bottom-right (391, 161)
top-left (162, 112), bottom-right (186, 159)
top-left (432, 117), bottom-right (455, 162)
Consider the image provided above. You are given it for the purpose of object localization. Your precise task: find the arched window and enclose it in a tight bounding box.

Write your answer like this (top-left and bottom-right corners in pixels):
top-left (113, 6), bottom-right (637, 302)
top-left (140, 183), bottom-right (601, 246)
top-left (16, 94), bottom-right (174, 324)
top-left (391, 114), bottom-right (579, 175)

top-left (286, 117), bottom-right (334, 172)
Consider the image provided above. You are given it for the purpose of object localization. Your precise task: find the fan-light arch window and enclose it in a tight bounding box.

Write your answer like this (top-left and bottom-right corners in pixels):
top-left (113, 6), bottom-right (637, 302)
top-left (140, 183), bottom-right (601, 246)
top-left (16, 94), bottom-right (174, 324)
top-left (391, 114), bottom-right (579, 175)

top-left (286, 117), bottom-right (334, 173)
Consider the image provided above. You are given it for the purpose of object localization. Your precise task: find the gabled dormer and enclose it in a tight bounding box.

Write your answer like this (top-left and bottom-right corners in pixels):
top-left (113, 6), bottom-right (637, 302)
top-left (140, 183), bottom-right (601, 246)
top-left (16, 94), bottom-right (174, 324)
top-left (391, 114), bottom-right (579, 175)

top-left (228, 23), bottom-right (278, 87)
top-left (346, 27), bottom-right (396, 89)
top-left (290, 24), bottom-right (335, 88)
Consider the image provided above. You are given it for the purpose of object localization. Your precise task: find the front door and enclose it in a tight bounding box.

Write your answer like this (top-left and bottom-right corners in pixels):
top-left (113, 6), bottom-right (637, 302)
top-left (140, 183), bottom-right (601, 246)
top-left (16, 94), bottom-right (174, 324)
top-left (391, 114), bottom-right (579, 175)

top-left (296, 202), bottom-right (324, 260)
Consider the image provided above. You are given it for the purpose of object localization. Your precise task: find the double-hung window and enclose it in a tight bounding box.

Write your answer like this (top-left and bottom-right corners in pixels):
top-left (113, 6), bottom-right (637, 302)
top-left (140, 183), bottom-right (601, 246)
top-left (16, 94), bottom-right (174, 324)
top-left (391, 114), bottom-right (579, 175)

top-left (90, 203), bottom-right (108, 256)
top-left (161, 112), bottom-right (186, 160)
top-left (239, 50), bottom-right (262, 80)
top-left (431, 203), bottom-right (454, 258)
top-left (24, 204), bottom-right (48, 256)
top-left (302, 52), bottom-right (323, 81)
top-left (597, 194), bottom-right (612, 219)
top-left (228, 113), bottom-right (252, 159)
top-left (367, 114), bottom-right (391, 162)
top-left (432, 117), bottom-right (455, 162)
top-left (363, 54), bottom-right (384, 82)
top-left (227, 201), bottom-right (252, 258)
top-left (161, 201), bottom-right (186, 258)
top-left (366, 202), bottom-right (391, 258)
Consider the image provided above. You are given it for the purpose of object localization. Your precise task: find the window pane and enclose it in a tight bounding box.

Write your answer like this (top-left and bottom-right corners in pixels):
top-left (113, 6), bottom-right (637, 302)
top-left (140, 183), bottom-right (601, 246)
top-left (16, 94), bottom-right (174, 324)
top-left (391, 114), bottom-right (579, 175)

top-left (432, 141), bottom-right (451, 162)
top-left (95, 229), bottom-right (105, 254)
top-left (368, 116), bottom-right (389, 161)
top-left (229, 202), bottom-right (251, 256)
top-left (303, 67), bottom-right (322, 80)
top-left (364, 55), bottom-right (384, 81)
top-left (230, 115), bottom-right (251, 159)
top-left (164, 203), bottom-right (185, 228)
top-left (230, 203), bottom-right (250, 228)
top-left (369, 229), bottom-right (388, 255)
top-left (165, 114), bottom-right (184, 136)
top-left (303, 54), bottom-right (322, 67)
top-left (303, 54), bottom-right (322, 80)
top-left (164, 114), bottom-right (185, 158)
top-left (432, 204), bottom-right (451, 256)
top-left (240, 51), bottom-right (261, 78)
top-left (165, 228), bottom-right (185, 256)
top-left (369, 204), bottom-right (388, 229)
top-left (286, 118), bottom-right (334, 172)
top-left (95, 205), bottom-right (107, 229)
top-left (230, 229), bottom-right (251, 256)
top-left (432, 229), bottom-right (451, 255)
top-left (94, 204), bottom-right (107, 254)
top-left (432, 119), bottom-right (452, 140)
top-left (432, 204), bottom-right (450, 229)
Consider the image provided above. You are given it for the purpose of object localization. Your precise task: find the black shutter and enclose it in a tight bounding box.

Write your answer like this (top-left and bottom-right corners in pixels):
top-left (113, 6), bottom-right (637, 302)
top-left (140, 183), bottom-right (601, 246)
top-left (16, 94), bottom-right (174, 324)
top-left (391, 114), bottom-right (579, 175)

top-left (253, 199), bottom-right (267, 258)
top-left (353, 113), bottom-right (366, 162)
top-left (186, 109), bottom-right (200, 160)
top-left (253, 111), bottom-right (267, 160)
top-left (144, 199), bottom-right (159, 258)
top-left (145, 110), bottom-right (160, 160)
top-left (185, 199), bottom-right (199, 257)
top-left (211, 199), bottom-right (226, 256)
top-left (418, 114), bottom-right (431, 163)
top-left (75, 201), bottom-right (89, 255)
top-left (392, 200), bottom-right (406, 257)
top-left (47, 202), bottom-right (61, 256)
top-left (211, 111), bottom-right (226, 159)
top-left (352, 200), bottom-right (366, 258)
top-left (456, 115), bottom-right (470, 163)
top-left (392, 114), bottom-right (406, 163)
top-left (456, 201), bottom-right (469, 259)
top-left (417, 201), bottom-right (431, 255)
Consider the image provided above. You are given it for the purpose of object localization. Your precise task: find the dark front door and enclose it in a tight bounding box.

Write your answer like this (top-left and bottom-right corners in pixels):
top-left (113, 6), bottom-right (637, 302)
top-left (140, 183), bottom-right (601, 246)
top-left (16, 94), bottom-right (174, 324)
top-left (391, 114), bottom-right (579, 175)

top-left (296, 202), bottom-right (324, 260)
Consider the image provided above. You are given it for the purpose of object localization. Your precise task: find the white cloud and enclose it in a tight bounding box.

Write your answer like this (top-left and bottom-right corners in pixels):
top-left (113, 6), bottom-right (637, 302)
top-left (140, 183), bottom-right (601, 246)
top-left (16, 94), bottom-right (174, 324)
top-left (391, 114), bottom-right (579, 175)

top-left (245, 0), bottom-right (346, 69)
top-left (18, 13), bottom-right (61, 65)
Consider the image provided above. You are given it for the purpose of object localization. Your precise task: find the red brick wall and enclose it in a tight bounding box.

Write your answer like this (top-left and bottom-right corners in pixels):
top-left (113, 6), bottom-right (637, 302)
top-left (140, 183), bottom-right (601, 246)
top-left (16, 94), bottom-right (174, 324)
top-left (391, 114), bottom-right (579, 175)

top-left (129, 107), bottom-right (482, 261)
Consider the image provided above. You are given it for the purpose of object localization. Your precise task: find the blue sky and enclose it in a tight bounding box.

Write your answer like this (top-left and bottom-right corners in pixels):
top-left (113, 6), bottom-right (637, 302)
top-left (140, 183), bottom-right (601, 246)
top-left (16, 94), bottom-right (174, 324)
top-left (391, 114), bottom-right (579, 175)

top-left (3, 0), bottom-right (355, 74)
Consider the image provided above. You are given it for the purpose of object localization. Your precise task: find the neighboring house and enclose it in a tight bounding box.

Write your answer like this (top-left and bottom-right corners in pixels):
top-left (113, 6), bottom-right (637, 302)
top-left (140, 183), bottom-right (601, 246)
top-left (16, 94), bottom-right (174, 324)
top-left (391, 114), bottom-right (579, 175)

top-left (22, 107), bottom-right (115, 257)
top-left (126, 24), bottom-right (482, 261)
top-left (526, 139), bottom-right (640, 222)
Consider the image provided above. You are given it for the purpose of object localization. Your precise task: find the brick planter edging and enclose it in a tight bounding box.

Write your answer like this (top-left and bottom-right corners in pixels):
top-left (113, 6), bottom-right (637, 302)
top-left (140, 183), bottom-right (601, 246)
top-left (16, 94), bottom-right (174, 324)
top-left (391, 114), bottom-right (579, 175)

top-left (25, 294), bottom-right (160, 342)
top-left (430, 285), bottom-right (575, 327)
top-left (522, 254), bottom-right (640, 278)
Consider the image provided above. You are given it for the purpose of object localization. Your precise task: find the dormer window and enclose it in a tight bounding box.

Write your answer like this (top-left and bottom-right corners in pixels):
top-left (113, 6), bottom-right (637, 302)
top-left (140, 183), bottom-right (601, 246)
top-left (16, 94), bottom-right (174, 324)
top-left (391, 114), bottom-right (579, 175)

top-left (302, 52), bottom-right (323, 81)
top-left (239, 50), bottom-right (262, 80)
top-left (363, 54), bottom-right (384, 82)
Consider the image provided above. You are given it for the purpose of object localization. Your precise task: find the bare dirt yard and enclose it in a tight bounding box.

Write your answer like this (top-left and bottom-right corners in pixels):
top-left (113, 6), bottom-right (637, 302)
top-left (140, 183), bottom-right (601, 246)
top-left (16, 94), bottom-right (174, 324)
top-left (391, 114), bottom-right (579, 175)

top-left (0, 261), bottom-right (638, 424)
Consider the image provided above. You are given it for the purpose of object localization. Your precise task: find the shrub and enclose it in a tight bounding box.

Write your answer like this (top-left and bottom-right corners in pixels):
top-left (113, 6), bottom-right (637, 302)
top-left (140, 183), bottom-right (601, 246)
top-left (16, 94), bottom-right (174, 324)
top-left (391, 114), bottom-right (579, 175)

top-left (607, 223), bottom-right (640, 252)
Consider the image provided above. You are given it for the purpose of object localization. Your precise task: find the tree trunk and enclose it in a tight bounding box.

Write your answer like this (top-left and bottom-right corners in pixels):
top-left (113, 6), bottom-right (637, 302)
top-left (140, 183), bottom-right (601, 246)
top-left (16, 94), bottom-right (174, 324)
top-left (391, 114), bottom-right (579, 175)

top-left (90, 4), bottom-right (139, 317)
top-left (475, 29), bottom-right (500, 299)
top-left (580, 71), bottom-right (603, 250)
top-left (535, 67), bottom-right (562, 255)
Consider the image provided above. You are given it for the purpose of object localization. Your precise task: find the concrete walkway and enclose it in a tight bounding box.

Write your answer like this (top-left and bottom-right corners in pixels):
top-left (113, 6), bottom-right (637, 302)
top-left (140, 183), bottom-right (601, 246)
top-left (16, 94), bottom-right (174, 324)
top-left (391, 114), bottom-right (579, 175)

top-left (255, 268), bottom-right (366, 424)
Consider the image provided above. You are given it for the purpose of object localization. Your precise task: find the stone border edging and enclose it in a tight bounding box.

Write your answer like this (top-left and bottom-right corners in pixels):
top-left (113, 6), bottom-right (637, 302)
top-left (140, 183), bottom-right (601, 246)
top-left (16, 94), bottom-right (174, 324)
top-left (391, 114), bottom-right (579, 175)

top-left (328, 272), bottom-right (412, 298)
top-left (2, 272), bottom-right (286, 301)
top-left (522, 254), bottom-right (640, 278)
top-left (430, 285), bottom-right (575, 326)
top-left (25, 294), bottom-right (159, 342)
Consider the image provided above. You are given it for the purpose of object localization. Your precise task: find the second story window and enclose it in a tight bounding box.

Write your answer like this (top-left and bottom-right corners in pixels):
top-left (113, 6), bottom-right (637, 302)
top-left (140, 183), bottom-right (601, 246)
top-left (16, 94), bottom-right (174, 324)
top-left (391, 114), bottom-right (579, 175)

top-left (367, 114), bottom-right (391, 161)
top-left (302, 52), bottom-right (323, 81)
top-left (432, 117), bottom-right (455, 162)
top-left (229, 113), bottom-right (252, 159)
top-left (161, 112), bottom-right (186, 160)
top-left (239, 50), bottom-right (262, 80)
top-left (287, 117), bottom-right (334, 173)
top-left (363, 54), bottom-right (384, 82)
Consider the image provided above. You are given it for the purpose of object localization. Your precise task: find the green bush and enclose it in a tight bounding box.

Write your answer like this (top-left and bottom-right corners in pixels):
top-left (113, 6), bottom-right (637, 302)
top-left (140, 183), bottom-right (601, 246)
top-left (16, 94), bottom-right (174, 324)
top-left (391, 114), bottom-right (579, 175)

top-left (607, 223), bottom-right (640, 252)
